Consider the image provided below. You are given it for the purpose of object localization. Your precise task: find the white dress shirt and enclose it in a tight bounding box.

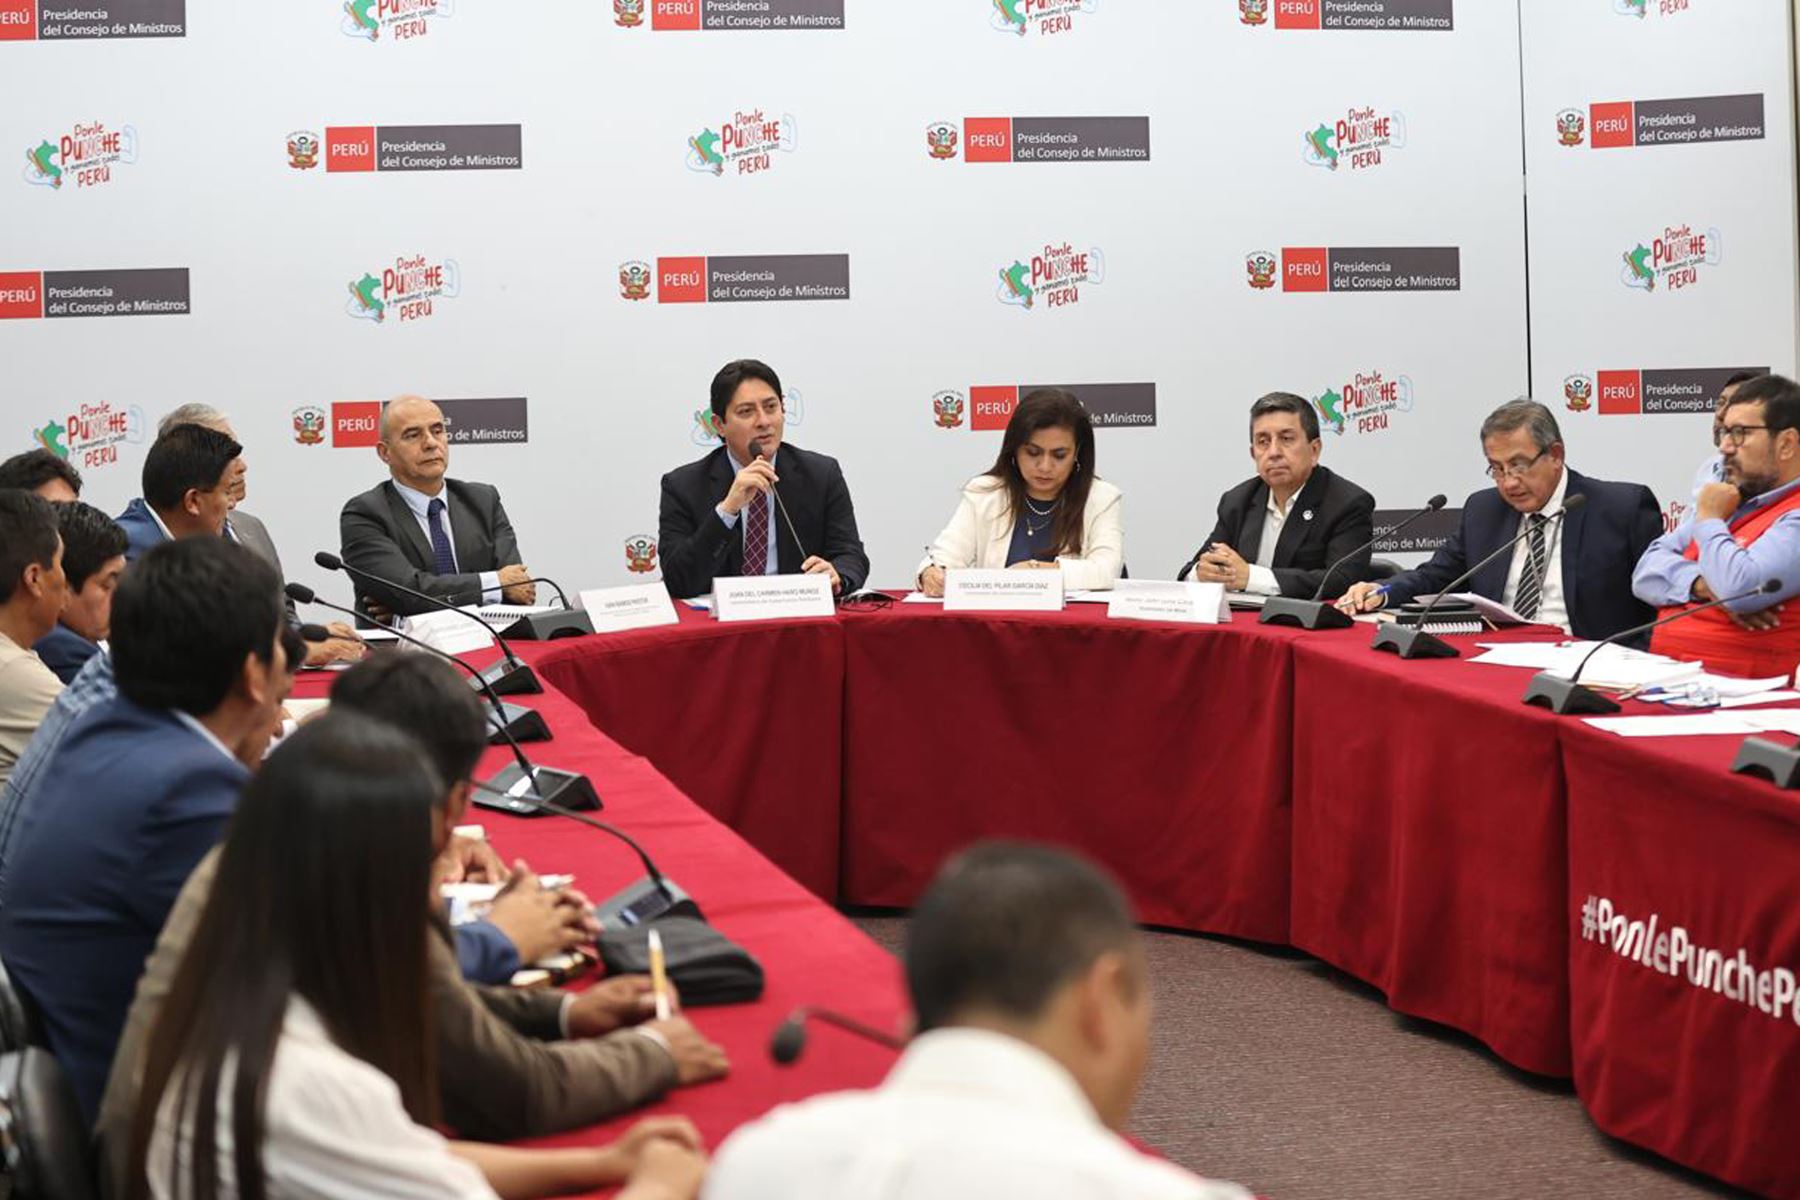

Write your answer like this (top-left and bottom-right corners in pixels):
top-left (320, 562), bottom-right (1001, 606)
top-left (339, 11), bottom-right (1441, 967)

top-left (389, 479), bottom-right (502, 603)
top-left (1500, 467), bottom-right (1570, 631)
top-left (704, 1027), bottom-right (1251, 1200)
top-left (1243, 488), bottom-right (1293, 596)
top-left (149, 997), bottom-right (497, 1199)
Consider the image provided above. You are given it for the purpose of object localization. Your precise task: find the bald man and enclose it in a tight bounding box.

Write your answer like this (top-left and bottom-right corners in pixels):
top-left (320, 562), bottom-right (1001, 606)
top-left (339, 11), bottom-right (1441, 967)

top-left (339, 395), bottom-right (535, 617)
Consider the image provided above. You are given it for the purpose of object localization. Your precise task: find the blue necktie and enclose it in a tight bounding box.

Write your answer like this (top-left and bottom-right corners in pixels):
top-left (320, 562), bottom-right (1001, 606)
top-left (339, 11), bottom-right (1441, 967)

top-left (427, 498), bottom-right (457, 576)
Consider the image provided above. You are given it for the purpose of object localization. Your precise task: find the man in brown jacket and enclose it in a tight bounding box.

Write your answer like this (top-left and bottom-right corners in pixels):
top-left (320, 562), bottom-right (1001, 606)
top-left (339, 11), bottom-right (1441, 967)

top-left (95, 655), bottom-right (729, 1197)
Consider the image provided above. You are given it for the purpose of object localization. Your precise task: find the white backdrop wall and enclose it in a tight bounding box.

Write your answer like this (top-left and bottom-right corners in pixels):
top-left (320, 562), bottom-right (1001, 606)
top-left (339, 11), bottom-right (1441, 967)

top-left (2, 0), bottom-right (1795, 600)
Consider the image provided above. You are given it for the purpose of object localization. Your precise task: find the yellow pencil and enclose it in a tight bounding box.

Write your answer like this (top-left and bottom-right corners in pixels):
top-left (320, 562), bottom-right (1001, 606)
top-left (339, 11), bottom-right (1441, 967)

top-left (648, 928), bottom-right (671, 1020)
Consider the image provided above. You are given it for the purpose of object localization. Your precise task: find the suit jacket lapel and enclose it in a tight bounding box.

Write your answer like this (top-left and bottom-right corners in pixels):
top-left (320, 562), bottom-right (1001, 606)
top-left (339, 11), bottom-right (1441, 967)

top-left (1237, 482), bottom-right (1270, 563)
top-left (382, 482), bottom-right (435, 571)
top-left (1272, 468), bottom-right (1329, 567)
top-left (1474, 500), bottom-right (1522, 600)
top-left (709, 448), bottom-right (743, 574)
top-left (1558, 471), bottom-right (1588, 621)
top-left (445, 482), bottom-right (486, 574)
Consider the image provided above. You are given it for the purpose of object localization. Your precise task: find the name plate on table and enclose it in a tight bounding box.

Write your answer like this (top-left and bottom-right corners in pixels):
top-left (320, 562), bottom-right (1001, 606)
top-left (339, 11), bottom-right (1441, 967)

top-left (1107, 580), bottom-right (1229, 625)
top-left (405, 608), bottom-right (496, 656)
top-left (942, 569), bottom-right (1064, 612)
top-left (714, 573), bottom-right (836, 622)
top-left (578, 583), bottom-right (679, 634)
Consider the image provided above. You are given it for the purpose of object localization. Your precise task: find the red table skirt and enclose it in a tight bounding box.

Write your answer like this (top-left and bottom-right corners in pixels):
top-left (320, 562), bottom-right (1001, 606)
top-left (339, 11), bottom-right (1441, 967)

top-left (839, 606), bottom-right (1299, 943)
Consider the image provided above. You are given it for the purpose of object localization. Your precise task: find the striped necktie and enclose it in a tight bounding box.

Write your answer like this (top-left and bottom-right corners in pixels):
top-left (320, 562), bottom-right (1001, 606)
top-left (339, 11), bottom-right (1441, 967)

top-left (1515, 513), bottom-right (1548, 620)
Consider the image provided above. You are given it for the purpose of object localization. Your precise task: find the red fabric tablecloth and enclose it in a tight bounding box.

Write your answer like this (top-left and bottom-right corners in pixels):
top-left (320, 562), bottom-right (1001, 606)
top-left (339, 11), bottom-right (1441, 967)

top-left (533, 609), bottom-right (844, 900)
top-left (839, 604), bottom-right (1303, 942)
top-left (1561, 721), bottom-right (1800, 1199)
top-left (1288, 629), bottom-right (1576, 1077)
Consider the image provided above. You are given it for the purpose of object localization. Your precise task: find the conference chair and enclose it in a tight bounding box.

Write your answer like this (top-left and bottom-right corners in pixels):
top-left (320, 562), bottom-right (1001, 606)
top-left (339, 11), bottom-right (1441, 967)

top-left (0, 1048), bottom-right (100, 1200)
top-left (1368, 558), bottom-right (1402, 581)
top-left (0, 961), bottom-right (43, 1053)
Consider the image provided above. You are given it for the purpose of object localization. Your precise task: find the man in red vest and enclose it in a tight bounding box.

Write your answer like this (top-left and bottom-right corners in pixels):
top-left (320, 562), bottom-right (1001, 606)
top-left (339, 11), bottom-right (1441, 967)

top-left (1632, 374), bottom-right (1800, 678)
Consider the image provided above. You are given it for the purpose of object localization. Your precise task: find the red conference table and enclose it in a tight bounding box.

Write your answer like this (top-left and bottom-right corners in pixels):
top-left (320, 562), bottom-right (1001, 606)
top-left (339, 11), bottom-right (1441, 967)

top-left (1560, 720), bottom-right (1800, 1200)
top-left (837, 602), bottom-right (1306, 942)
top-left (291, 649), bottom-right (906, 1195)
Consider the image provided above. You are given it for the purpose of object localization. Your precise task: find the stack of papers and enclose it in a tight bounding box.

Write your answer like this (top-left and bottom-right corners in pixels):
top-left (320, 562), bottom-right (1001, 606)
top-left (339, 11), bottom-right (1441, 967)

top-left (1584, 709), bottom-right (1800, 738)
top-left (1467, 641), bottom-right (1703, 690)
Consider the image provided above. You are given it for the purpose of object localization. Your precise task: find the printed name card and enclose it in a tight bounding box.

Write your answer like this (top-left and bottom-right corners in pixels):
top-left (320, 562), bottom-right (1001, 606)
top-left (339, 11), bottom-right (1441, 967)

top-left (405, 608), bottom-right (496, 656)
top-left (578, 583), bottom-right (680, 633)
top-left (1107, 580), bottom-right (1229, 625)
top-left (714, 573), bottom-right (836, 622)
top-left (942, 568), bottom-right (1065, 612)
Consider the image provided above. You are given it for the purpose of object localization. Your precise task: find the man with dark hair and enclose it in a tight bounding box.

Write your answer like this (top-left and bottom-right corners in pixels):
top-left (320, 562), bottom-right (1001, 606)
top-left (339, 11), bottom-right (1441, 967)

top-left (0, 537), bottom-right (291, 1121)
top-left (33, 502), bottom-right (127, 684)
top-left (1693, 370), bottom-right (1767, 498)
top-left (0, 449), bottom-right (81, 501)
top-left (0, 491), bottom-right (67, 787)
top-left (1182, 391), bottom-right (1375, 598)
top-left (339, 394), bottom-right (535, 617)
top-left (1339, 398), bottom-right (1662, 640)
top-left (709, 841), bottom-right (1249, 1199)
top-left (1635, 373), bottom-right (1800, 677)
top-left (658, 359), bottom-right (869, 598)
top-left (113, 422), bottom-right (242, 561)
top-left (95, 653), bottom-right (728, 1196)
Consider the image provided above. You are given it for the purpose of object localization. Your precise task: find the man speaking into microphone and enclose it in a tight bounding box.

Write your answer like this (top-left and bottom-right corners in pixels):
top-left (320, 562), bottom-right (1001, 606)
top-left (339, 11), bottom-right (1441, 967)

top-left (1632, 374), bottom-right (1800, 677)
top-left (658, 359), bottom-right (869, 599)
top-left (339, 395), bottom-right (536, 616)
top-left (1338, 398), bottom-right (1661, 640)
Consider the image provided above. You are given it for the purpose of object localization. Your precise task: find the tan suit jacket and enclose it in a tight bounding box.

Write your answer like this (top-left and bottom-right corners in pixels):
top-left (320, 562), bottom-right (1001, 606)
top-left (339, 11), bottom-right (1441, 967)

top-left (96, 848), bottom-right (676, 1197)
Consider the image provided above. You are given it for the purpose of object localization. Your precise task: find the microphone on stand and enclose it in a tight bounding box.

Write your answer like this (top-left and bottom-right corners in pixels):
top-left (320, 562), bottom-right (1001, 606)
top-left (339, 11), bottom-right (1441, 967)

top-left (286, 583), bottom-right (550, 746)
top-left (1260, 493), bottom-right (1448, 631)
top-left (769, 1006), bottom-right (906, 1065)
top-left (1522, 577), bottom-right (1782, 714)
top-left (1372, 493), bottom-right (1587, 660)
top-left (313, 551), bottom-right (541, 696)
top-left (495, 576), bottom-right (596, 642)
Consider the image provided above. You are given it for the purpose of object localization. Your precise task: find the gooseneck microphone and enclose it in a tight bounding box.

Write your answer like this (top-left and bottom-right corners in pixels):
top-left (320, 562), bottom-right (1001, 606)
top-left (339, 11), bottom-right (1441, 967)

top-left (286, 582), bottom-right (550, 747)
top-left (1260, 493), bottom-right (1449, 631)
top-left (750, 440), bottom-right (811, 564)
top-left (1521, 577), bottom-right (1782, 714)
top-left (769, 1006), bottom-right (906, 1065)
top-left (490, 788), bottom-right (699, 929)
top-left (313, 551), bottom-right (540, 695)
top-left (1372, 492), bottom-right (1587, 660)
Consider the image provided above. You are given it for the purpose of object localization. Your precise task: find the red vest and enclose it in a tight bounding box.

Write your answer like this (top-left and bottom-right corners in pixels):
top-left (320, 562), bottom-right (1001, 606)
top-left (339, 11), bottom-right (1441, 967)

top-left (1650, 486), bottom-right (1800, 678)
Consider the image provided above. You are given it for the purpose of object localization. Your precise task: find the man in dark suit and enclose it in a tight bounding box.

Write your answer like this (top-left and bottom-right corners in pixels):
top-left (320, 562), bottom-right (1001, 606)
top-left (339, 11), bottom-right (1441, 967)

top-left (1180, 392), bottom-right (1374, 599)
top-left (1338, 398), bottom-right (1661, 640)
top-left (659, 360), bottom-right (870, 599)
top-left (339, 394), bottom-right (535, 616)
top-left (114, 422), bottom-right (240, 562)
top-left (32, 502), bottom-right (126, 685)
top-left (0, 537), bottom-right (293, 1122)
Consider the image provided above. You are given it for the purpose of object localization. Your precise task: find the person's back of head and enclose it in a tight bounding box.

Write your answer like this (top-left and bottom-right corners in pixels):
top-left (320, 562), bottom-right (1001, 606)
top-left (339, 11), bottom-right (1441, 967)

top-left (329, 653), bottom-right (488, 814)
top-left (141, 422), bottom-right (240, 536)
top-left (109, 538), bottom-right (284, 722)
top-left (0, 450), bottom-right (82, 501)
top-left (128, 713), bottom-right (445, 1200)
top-left (0, 489), bottom-right (68, 645)
top-left (905, 841), bottom-right (1148, 1130)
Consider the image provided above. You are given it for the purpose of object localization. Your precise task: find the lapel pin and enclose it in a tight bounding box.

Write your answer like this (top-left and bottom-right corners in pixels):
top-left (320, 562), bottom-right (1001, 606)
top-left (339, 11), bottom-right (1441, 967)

top-left (1303, 509), bottom-right (1314, 522)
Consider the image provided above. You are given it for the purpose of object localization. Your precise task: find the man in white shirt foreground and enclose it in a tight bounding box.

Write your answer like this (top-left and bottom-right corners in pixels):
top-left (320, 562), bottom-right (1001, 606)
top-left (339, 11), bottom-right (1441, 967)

top-left (704, 842), bottom-right (1253, 1200)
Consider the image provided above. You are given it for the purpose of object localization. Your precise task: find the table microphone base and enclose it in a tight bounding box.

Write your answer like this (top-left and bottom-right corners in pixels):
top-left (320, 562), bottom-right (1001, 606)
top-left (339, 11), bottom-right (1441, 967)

top-left (593, 875), bottom-right (702, 929)
top-left (471, 657), bottom-right (542, 696)
top-left (1259, 597), bottom-right (1354, 630)
top-left (1521, 672), bottom-right (1620, 715)
top-left (1730, 736), bottom-right (1800, 788)
top-left (486, 703), bottom-right (550, 746)
top-left (474, 761), bottom-right (601, 816)
top-left (502, 610), bottom-right (595, 641)
top-left (1371, 622), bottom-right (1459, 659)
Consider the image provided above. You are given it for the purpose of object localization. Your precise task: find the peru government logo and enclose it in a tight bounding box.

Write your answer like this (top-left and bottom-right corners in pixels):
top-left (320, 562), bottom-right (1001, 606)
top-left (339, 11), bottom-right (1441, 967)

top-left (625, 255), bottom-right (850, 303)
top-left (624, 536), bottom-right (658, 574)
top-left (342, 0), bottom-right (452, 41)
top-left (614, 0), bottom-right (644, 24)
top-left (991, 0), bottom-right (1096, 37)
top-left (687, 110), bottom-right (796, 177)
top-left (1315, 371), bottom-right (1413, 437)
top-left (1246, 252), bottom-right (1277, 289)
top-left (293, 406), bottom-right (327, 445)
top-left (24, 123), bottom-right (139, 190)
top-left (1564, 375), bottom-right (1593, 412)
top-left (926, 122), bottom-right (959, 160)
top-left (1303, 107), bottom-right (1405, 172)
top-left (346, 255), bottom-right (461, 323)
top-left (1555, 109), bottom-right (1585, 147)
top-left (1239, 0), bottom-right (1267, 22)
top-left (933, 390), bottom-right (966, 429)
top-left (1620, 224), bottom-right (1719, 293)
top-left (1245, 0), bottom-right (1453, 30)
top-left (997, 244), bottom-right (1104, 310)
top-left (625, 0), bottom-right (843, 30)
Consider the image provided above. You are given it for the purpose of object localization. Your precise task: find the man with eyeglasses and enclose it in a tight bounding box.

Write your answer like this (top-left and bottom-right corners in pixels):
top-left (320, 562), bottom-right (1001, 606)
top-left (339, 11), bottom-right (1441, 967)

top-left (1634, 374), bottom-right (1800, 677)
top-left (1693, 371), bottom-right (1765, 498)
top-left (1180, 391), bottom-right (1374, 598)
top-left (1338, 398), bottom-right (1661, 640)
top-left (339, 395), bottom-right (536, 617)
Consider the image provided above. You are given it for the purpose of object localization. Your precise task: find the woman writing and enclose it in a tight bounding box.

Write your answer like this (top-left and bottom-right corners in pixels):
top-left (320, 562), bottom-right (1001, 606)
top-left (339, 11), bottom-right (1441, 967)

top-left (918, 388), bottom-right (1123, 595)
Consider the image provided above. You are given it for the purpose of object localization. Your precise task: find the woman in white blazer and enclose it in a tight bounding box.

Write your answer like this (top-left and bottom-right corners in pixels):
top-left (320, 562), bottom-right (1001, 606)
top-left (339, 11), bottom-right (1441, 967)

top-left (917, 389), bottom-right (1124, 595)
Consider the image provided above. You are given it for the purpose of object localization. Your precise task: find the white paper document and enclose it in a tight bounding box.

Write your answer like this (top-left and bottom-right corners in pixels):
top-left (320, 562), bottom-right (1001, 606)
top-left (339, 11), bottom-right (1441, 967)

top-left (901, 591), bottom-right (944, 605)
top-left (1468, 641), bottom-right (1703, 690)
top-left (1416, 592), bottom-right (1534, 626)
top-left (1583, 713), bottom-right (1759, 737)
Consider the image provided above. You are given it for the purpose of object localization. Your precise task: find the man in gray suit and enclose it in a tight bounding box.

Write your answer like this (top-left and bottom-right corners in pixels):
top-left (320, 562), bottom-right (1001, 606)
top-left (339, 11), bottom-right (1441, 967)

top-left (155, 405), bottom-right (363, 666)
top-left (339, 395), bottom-right (535, 617)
